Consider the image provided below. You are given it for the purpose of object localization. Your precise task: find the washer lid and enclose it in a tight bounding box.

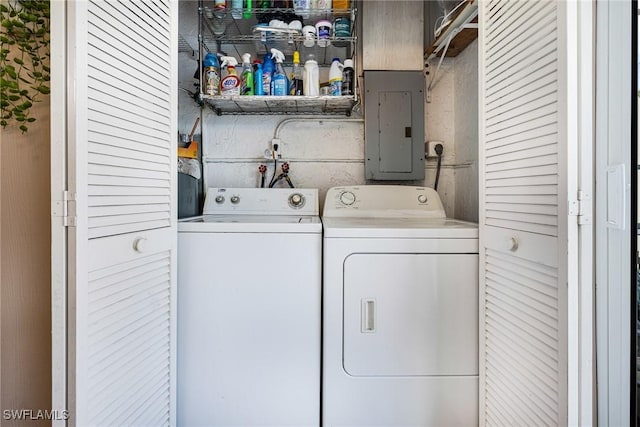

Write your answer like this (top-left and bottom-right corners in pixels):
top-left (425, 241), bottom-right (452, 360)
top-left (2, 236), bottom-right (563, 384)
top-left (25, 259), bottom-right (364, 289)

top-left (179, 215), bottom-right (322, 233)
top-left (322, 217), bottom-right (478, 239)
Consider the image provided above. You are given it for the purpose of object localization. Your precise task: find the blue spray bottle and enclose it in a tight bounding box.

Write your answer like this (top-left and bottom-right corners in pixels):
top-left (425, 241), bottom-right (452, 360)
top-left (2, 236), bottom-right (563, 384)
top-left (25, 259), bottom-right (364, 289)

top-left (270, 48), bottom-right (289, 96)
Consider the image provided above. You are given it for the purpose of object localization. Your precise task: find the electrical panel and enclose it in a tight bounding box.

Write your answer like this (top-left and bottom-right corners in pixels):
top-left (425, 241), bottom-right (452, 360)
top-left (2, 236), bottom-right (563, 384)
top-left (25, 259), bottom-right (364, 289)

top-left (364, 71), bottom-right (425, 180)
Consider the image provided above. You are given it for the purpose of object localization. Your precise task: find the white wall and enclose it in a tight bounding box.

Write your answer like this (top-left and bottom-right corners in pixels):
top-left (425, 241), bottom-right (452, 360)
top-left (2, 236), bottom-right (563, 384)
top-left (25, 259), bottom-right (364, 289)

top-left (424, 39), bottom-right (479, 221)
top-left (453, 39), bottom-right (479, 222)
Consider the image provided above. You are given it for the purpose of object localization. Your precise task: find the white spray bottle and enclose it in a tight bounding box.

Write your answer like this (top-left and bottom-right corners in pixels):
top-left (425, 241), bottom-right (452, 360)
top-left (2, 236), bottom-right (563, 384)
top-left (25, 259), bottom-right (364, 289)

top-left (220, 56), bottom-right (240, 96)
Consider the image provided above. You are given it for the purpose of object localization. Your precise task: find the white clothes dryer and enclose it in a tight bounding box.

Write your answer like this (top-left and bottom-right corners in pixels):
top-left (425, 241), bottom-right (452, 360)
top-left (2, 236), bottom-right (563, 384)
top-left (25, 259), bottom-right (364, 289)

top-left (178, 188), bottom-right (322, 427)
top-left (322, 186), bottom-right (479, 427)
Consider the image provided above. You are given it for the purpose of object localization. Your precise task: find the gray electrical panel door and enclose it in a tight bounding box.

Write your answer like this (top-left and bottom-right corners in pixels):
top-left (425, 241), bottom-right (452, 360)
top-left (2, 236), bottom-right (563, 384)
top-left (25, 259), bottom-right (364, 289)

top-left (364, 71), bottom-right (425, 180)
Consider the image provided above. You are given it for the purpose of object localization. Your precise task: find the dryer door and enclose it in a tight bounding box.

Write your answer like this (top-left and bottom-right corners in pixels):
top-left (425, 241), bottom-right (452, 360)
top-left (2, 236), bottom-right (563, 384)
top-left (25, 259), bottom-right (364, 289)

top-left (343, 253), bottom-right (478, 376)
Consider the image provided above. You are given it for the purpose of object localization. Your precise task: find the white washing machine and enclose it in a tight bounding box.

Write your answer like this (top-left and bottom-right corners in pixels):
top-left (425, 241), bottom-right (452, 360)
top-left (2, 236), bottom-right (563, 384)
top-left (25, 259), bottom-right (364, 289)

top-left (322, 186), bottom-right (479, 427)
top-left (178, 187), bottom-right (322, 427)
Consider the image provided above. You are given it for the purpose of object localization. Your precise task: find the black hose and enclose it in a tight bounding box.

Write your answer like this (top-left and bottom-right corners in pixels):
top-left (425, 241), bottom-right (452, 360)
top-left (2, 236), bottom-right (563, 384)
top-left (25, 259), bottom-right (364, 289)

top-left (434, 143), bottom-right (444, 192)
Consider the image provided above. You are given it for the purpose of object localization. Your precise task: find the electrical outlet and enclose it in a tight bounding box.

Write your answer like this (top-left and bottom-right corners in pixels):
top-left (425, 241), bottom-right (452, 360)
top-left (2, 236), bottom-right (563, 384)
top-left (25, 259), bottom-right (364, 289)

top-left (425, 141), bottom-right (443, 159)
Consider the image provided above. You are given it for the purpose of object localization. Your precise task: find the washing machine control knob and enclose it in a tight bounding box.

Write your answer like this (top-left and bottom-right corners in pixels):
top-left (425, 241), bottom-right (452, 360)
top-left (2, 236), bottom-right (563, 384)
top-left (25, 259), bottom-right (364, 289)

top-left (230, 195), bottom-right (240, 204)
top-left (417, 194), bottom-right (428, 204)
top-left (339, 191), bottom-right (356, 206)
top-left (288, 193), bottom-right (305, 208)
top-left (215, 196), bottom-right (225, 204)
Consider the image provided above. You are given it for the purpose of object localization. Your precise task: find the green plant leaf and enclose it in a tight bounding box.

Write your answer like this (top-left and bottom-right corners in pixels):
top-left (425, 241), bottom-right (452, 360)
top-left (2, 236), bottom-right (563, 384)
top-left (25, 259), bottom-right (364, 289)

top-left (12, 57), bottom-right (23, 65)
top-left (1, 120), bottom-right (7, 127)
top-left (36, 85), bottom-right (49, 94)
top-left (8, 95), bottom-right (19, 101)
top-left (26, 117), bottom-right (35, 122)
top-left (19, 124), bottom-right (27, 132)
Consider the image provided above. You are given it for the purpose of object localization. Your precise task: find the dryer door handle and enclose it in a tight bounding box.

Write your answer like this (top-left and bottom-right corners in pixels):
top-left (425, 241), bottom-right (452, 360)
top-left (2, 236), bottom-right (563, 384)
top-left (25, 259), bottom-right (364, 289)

top-left (361, 299), bottom-right (376, 333)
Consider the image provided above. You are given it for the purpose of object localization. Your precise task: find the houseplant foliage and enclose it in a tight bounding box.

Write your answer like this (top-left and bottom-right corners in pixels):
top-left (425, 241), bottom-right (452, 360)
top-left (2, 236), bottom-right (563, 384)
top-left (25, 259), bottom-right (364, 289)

top-left (0, 0), bottom-right (50, 133)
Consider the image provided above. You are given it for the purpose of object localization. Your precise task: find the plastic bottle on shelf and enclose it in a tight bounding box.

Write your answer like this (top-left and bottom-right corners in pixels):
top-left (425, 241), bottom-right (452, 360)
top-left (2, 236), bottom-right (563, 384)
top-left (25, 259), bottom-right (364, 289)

top-left (332, 0), bottom-right (349, 10)
top-left (259, 0), bottom-right (271, 8)
top-left (240, 53), bottom-right (254, 95)
top-left (270, 48), bottom-right (289, 96)
top-left (303, 53), bottom-right (319, 96)
top-left (203, 52), bottom-right (221, 96)
top-left (243, 0), bottom-right (252, 19)
top-left (290, 51), bottom-right (303, 96)
top-left (262, 53), bottom-right (274, 95)
top-left (342, 58), bottom-right (354, 96)
top-left (231, 0), bottom-right (242, 18)
top-left (214, 0), bottom-right (226, 16)
top-left (315, 0), bottom-right (331, 15)
top-left (254, 61), bottom-right (264, 95)
top-left (220, 56), bottom-right (241, 95)
top-left (293, 0), bottom-right (310, 18)
top-left (328, 57), bottom-right (343, 96)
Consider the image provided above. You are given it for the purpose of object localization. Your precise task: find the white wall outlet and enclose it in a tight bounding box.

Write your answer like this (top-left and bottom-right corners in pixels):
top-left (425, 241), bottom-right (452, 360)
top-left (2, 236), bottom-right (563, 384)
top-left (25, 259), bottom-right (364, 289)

top-left (425, 141), bottom-right (443, 159)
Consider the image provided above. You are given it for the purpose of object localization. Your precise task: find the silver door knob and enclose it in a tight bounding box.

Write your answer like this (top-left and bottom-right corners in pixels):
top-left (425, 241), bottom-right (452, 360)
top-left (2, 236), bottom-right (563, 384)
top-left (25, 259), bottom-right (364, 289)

top-left (133, 237), bottom-right (147, 253)
top-left (215, 196), bottom-right (225, 204)
top-left (230, 195), bottom-right (240, 204)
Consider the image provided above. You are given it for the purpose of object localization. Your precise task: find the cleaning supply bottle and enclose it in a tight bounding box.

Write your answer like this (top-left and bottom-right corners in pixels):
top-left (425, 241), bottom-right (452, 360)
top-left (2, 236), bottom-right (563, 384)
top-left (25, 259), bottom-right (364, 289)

top-left (270, 48), bottom-right (289, 96)
top-left (254, 61), bottom-right (264, 96)
top-left (243, 0), bottom-right (252, 19)
top-left (262, 53), bottom-right (274, 95)
top-left (220, 56), bottom-right (240, 95)
top-left (231, 0), bottom-right (242, 19)
top-left (203, 52), bottom-right (221, 95)
top-left (290, 51), bottom-right (303, 96)
top-left (342, 58), bottom-right (354, 96)
top-left (328, 57), bottom-right (343, 96)
top-left (303, 53), bottom-right (319, 96)
top-left (240, 53), bottom-right (254, 95)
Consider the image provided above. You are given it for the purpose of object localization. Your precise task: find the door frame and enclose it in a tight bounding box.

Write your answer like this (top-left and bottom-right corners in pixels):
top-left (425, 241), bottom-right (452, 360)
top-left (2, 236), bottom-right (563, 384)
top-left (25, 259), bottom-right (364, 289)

top-left (50, 1), bottom-right (67, 425)
top-left (595, 1), bottom-right (635, 425)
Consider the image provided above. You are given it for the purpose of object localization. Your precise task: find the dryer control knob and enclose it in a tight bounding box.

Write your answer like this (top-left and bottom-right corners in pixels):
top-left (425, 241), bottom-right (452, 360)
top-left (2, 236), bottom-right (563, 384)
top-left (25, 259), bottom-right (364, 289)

top-left (230, 195), bottom-right (240, 204)
top-left (417, 194), bottom-right (428, 204)
top-left (289, 193), bottom-right (305, 208)
top-left (339, 191), bottom-right (356, 206)
top-left (215, 195), bottom-right (225, 204)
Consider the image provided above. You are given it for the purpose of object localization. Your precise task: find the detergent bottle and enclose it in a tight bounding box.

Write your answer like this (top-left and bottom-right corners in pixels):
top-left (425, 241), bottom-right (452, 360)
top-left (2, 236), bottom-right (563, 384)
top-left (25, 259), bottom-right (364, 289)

top-left (240, 53), bottom-right (254, 95)
top-left (270, 48), bottom-right (289, 96)
top-left (220, 56), bottom-right (240, 95)
top-left (303, 53), bottom-right (319, 96)
top-left (328, 57), bottom-right (343, 96)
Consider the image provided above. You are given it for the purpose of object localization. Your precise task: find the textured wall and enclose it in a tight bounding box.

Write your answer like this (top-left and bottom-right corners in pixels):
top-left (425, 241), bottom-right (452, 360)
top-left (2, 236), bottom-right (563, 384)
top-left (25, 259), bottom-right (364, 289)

top-left (0, 92), bottom-right (51, 426)
top-left (453, 39), bottom-right (479, 222)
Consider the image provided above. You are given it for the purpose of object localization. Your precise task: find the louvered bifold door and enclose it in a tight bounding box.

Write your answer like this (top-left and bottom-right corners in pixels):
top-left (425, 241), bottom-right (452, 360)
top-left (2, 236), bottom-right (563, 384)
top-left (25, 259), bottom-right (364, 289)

top-left (66, 1), bottom-right (178, 426)
top-left (479, 1), bottom-right (571, 425)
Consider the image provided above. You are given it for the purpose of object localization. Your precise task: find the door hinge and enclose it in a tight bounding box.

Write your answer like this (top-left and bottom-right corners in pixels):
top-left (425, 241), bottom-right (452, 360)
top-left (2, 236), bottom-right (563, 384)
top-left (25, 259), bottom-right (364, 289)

top-left (63, 190), bottom-right (77, 227)
top-left (568, 191), bottom-right (592, 225)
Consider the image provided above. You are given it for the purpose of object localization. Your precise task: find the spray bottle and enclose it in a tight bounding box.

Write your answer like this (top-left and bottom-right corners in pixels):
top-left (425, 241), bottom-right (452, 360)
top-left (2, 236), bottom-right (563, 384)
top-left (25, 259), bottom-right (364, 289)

top-left (220, 56), bottom-right (240, 95)
top-left (240, 53), bottom-right (254, 95)
top-left (270, 48), bottom-right (289, 96)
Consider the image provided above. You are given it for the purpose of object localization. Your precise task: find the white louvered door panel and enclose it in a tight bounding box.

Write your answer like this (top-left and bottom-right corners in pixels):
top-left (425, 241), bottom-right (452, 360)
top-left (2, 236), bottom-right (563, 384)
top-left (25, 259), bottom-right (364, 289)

top-left (66, 1), bottom-right (177, 426)
top-left (479, 1), bottom-right (573, 425)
